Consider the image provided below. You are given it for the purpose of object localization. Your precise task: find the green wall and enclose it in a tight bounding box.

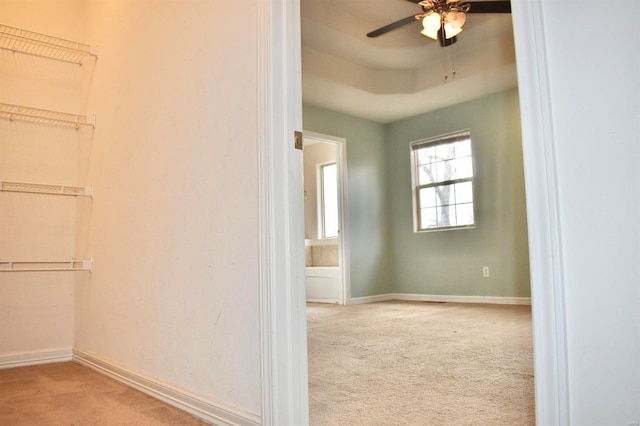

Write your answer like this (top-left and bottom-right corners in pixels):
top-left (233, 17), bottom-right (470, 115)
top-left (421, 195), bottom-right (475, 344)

top-left (386, 89), bottom-right (530, 297)
top-left (303, 105), bottom-right (392, 297)
top-left (303, 88), bottom-right (530, 299)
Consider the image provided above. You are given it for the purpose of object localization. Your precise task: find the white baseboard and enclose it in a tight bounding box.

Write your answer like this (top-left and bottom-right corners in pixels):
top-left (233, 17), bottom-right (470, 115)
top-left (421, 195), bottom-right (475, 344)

top-left (72, 349), bottom-right (260, 426)
top-left (348, 294), bottom-right (393, 305)
top-left (0, 348), bottom-right (72, 369)
top-left (350, 293), bottom-right (531, 306)
top-left (306, 298), bottom-right (340, 304)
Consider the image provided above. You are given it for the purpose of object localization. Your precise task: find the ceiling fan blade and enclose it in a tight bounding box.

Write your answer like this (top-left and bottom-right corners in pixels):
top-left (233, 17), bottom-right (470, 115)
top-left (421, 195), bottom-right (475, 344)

top-left (467, 1), bottom-right (512, 13)
top-left (405, 0), bottom-right (422, 3)
top-left (367, 15), bottom-right (418, 38)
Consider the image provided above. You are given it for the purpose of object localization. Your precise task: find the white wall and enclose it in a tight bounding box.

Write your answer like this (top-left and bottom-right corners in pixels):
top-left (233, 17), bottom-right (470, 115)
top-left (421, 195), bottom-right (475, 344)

top-left (0, 0), bottom-right (87, 359)
top-left (540, 1), bottom-right (640, 424)
top-left (73, 0), bottom-right (262, 417)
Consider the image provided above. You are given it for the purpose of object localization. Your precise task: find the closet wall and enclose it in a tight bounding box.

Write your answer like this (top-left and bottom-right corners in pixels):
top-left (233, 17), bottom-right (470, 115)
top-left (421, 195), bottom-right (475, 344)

top-left (0, 1), bottom-right (91, 360)
top-left (2, 0), bottom-right (263, 421)
top-left (75, 0), bottom-right (262, 415)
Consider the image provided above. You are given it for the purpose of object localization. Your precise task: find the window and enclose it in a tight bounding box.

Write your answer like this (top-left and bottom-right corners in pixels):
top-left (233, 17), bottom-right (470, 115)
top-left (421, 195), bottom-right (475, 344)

top-left (319, 162), bottom-right (339, 238)
top-left (411, 130), bottom-right (475, 231)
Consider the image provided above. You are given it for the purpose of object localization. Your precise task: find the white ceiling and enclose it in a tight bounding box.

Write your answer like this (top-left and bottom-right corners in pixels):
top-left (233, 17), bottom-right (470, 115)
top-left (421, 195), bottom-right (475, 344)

top-left (301, 0), bottom-right (517, 123)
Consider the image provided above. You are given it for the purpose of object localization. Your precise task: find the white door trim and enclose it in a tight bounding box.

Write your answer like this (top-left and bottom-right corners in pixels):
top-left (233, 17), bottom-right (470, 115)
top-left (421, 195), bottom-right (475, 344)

top-left (260, 1), bottom-right (570, 425)
top-left (304, 131), bottom-right (351, 305)
top-left (511, 1), bottom-right (570, 424)
top-left (257, 0), bottom-right (308, 424)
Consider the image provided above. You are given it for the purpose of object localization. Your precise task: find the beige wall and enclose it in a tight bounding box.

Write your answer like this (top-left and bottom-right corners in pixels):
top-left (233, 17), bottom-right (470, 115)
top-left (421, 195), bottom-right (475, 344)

top-left (76, 0), bottom-right (261, 415)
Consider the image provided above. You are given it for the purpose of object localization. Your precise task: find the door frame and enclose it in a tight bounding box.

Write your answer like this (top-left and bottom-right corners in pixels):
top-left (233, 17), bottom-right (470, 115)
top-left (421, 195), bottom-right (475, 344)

top-left (258, 0), bottom-right (570, 425)
top-left (304, 131), bottom-right (351, 305)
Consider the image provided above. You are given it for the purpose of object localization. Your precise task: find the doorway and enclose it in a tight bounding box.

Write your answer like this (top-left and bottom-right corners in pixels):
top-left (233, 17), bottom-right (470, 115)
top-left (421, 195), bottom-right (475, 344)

top-left (303, 131), bottom-right (350, 305)
top-left (258, 2), bottom-right (569, 424)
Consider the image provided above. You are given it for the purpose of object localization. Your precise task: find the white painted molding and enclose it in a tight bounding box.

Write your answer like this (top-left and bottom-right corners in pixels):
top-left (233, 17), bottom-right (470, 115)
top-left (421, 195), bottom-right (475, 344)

top-left (259, 0), bottom-right (309, 425)
top-left (307, 298), bottom-right (340, 304)
top-left (256, 0), bottom-right (273, 424)
top-left (350, 294), bottom-right (531, 306)
top-left (392, 294), bottom-right (531, 305)
top-left (72, 349), bottom-right (260, 426)
top-left (511, 1), bottom-right (570, 425)
top-left (279, 3), bottom-right (567, 426)
top-left (0, 348), bottom-right (72, 369)
top-left (349, 294), bottom-right (393, 305)
top-left (303, 130), bottom-right (351, 306)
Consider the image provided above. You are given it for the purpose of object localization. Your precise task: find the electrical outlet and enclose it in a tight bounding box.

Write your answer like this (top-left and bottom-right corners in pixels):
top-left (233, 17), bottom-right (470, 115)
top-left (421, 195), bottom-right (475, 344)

top-left (483, 267), bottom-right (490, 277)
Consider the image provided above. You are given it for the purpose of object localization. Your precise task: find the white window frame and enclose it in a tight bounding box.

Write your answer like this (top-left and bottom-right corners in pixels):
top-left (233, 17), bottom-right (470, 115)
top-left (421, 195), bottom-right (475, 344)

top-left (410, 129), bottom-right (475, 232)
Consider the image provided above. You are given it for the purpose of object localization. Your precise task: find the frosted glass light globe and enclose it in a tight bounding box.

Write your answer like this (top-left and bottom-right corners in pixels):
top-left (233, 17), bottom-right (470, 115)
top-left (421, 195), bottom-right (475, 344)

top-left (421, 13), bottom-right (442, 40)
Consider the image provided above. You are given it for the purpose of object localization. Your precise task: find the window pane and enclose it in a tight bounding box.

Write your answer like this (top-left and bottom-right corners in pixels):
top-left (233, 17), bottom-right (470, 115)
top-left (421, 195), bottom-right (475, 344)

top-left (441, 159), bottom-right (456, 182)
top-left (417, 146), bottom-right (436, 165)
top-left (436, 143), bottom-right (453, 160)
top-left (322, 163), bottom-right (339, 238)
top-left (421, 207), bottom-right (438, 229)
top-left (438, 204), bottom-right (455, 227)
top-left (435, 183), bottom-right (454, 207)
top-left (453, 157), bottom-right (473, 179)
top-left (455, 181), bottom-right (473, 204)
top-left (456, 203), bottom-right (474, 226)
top-left (418, 164), bottom-right (434, 185)
top-left (455, 140), bottom-right (471, 158)
top-left (435, 161), bottom-right (447, 182)
top-left (419, 187), bottom-right (437, 208)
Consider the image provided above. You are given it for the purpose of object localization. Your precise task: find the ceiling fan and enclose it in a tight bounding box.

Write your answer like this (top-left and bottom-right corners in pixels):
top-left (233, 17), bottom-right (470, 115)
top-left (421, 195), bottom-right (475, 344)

top-left (367, 0), bottom-right (511, 47)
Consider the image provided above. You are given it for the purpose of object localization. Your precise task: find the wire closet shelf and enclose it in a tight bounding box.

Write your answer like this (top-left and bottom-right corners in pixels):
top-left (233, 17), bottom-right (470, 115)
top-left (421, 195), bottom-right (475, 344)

top-left (0, 181), bottom-right (93, 198)
top-left (0, 24), bottom-right (97, 65)
top-left (0, 259), bottom-right (93, 273)
top-left (0, 102), bottom-right (95, 129)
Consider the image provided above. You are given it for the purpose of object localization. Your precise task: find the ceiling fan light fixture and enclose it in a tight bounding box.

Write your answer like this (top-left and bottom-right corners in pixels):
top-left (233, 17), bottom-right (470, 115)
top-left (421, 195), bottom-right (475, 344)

top-left (443, 22), bottom-right (463, 39)
top-left (366, 0), bottom-right (511, 42)
top-left (421, 12), bottom-right (441, 40)
top-left (446, 11), bottom-right (466, 29)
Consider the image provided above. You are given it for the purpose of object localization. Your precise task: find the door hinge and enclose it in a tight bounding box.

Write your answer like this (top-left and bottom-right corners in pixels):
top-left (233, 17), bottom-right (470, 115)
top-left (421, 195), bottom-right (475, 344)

top-left (294, 130), bottom-right (303, 150)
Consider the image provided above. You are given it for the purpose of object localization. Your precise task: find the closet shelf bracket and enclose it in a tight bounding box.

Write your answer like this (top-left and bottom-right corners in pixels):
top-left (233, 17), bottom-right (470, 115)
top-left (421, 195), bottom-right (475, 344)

top-left (0, 24), bottom-right (97, 65)
top-left (0, 259), bottom-right (93, 273)
top-left (0, 181), bottom-right (93, 198)
top-left (0, 102), bottom-right (95, 129)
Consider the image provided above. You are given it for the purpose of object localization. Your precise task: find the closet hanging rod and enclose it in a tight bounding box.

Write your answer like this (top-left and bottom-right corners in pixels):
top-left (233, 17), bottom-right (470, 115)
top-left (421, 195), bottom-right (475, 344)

top-left (0, 24), bottom-right (97, 65)
top-left (0, 102), bottom-right (95, 129)
top-left (0, 181), bottom-right (93, 198)
top-left (0, 259), bottom-right (93, 273)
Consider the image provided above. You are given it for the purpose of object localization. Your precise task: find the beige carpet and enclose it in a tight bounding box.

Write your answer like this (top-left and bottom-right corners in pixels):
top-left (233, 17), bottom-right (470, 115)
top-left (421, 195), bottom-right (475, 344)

top-left (0, 362), bottom-right (209, 425)
top-left (307, 301), bottom-right (535, 426)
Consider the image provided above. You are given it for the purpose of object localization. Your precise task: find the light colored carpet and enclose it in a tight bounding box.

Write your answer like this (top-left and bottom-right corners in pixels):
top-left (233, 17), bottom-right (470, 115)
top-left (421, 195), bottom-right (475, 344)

top-left (0, 362), bottom-right (209, 425)
top-left (307, 301), bottom-right (535, 426)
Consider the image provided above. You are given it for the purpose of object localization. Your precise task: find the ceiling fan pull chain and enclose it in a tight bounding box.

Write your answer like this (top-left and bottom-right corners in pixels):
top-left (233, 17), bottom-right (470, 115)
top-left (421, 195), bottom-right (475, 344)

top-left (451, 44), bottom-right (457, 79)
top-left (443, 47), bottom-right (448, 82)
